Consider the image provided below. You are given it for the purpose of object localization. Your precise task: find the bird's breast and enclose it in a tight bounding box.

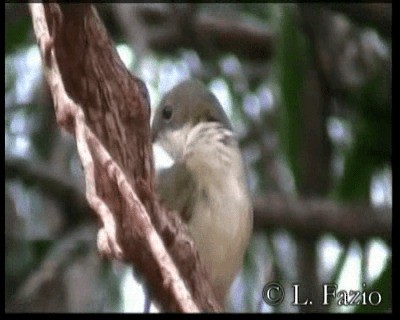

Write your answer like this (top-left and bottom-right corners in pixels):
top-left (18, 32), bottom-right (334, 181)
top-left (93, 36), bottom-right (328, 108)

top-left (182, 123), bottom-right (253, 302)
top-left (188, 171), bottom-right (252, 303)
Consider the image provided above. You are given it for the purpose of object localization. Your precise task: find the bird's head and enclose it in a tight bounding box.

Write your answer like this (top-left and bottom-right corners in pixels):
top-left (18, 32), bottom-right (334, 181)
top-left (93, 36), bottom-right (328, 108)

top-left (151, 80), bottom-right (232, 161)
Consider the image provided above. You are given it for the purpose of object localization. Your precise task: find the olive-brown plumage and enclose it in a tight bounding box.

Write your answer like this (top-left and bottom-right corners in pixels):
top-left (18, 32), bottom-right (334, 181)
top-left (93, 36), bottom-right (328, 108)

top-left (152, 80), bottom-right (253, 307)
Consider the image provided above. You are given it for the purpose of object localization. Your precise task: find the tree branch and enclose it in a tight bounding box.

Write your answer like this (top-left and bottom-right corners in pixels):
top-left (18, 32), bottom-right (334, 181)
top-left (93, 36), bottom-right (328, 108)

top-left (112, 4), bottom-right (275, 61)
top-left (5, 155), bottom-right (88, 231)
top-left (12, 224), bottom-right (96, 312)
top-left (29, 3), bottom-right (220, 312)
top-left (318, 3), bottom-right (391, 38)
top-left (5, 156), bottom-right (391, 246)
top-left (254, 194), bottom-right (391, 245)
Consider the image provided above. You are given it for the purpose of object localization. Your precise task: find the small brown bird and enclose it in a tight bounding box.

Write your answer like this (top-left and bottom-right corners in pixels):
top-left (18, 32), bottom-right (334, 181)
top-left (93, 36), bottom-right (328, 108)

top-left (151, 80), bottom-right (253, 307)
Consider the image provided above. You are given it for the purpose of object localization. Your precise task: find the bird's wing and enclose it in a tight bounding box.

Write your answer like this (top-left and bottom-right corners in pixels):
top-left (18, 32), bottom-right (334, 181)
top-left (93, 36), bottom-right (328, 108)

top-left (184, 122), bottom-right (236, 173)
top-left (156, 122), bottom-right (238, 222)
top-left (156, 163), bottom-right (197, 222)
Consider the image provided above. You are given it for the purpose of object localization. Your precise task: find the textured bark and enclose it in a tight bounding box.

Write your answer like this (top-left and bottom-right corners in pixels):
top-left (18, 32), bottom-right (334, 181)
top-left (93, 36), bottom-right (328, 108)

top-left (29, 3), bottom-right (221, 312)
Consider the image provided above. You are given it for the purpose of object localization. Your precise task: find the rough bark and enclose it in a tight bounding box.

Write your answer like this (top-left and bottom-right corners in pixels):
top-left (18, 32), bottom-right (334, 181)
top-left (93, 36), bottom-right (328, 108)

top-left (29, 3), bottom-right (221, 312)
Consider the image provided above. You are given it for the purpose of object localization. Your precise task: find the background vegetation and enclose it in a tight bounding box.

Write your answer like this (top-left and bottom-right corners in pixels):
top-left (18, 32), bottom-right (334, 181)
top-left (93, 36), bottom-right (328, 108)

top-left (5, 3), bottom-right (391, 313)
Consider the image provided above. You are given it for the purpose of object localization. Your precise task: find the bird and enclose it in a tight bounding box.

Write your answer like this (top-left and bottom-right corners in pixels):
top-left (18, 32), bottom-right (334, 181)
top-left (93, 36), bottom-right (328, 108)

top-left (151, 79), bottom-right (253, 308)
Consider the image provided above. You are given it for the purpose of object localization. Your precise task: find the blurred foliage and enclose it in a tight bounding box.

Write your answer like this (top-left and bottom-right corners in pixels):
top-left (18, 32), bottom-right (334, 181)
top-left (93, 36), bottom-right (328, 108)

top-left (336, 76), bottom-right (391, 201)
top-left (355, 259), bottom-right (391, 313)
top-left (5, 12), bottom-right (31, 54)
top-left (5, 3), bottom-right (391, 313)
top-left (275, 5), bottom-right (310, 193)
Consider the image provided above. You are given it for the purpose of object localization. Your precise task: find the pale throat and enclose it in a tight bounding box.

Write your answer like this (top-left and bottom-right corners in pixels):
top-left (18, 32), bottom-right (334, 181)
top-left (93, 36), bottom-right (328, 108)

top-left (158, 123), bottom-right (194, 162)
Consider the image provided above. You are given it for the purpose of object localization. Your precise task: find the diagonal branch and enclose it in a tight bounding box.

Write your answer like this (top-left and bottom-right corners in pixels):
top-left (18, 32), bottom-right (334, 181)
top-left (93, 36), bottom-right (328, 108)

top-left (29, 3), bottom-right (220, 312)
top-left (12, 224), bottom-right (96, 311)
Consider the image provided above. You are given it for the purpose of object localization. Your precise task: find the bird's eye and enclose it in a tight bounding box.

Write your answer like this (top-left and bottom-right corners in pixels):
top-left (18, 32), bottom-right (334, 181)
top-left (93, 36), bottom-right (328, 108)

top-left (162, 105), bottom-right (173, 120)
top-left (205, 114), bottom-right (218, 123)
